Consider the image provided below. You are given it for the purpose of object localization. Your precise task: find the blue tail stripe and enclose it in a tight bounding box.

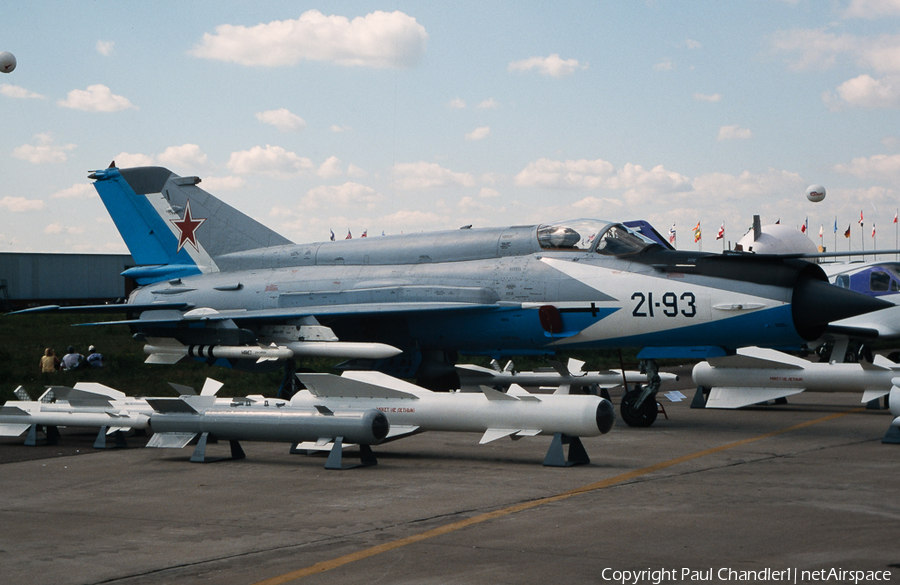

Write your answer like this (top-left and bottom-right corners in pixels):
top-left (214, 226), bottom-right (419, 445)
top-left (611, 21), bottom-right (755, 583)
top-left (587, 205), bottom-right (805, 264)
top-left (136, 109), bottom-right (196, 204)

top-left (93, 168), bottom-right (199, 271)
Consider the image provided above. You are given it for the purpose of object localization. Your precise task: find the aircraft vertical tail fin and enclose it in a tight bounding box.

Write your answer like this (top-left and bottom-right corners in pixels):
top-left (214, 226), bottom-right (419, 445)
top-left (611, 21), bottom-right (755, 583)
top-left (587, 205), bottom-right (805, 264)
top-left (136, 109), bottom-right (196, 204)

top-left (89, 165), bottom-right (293, 283)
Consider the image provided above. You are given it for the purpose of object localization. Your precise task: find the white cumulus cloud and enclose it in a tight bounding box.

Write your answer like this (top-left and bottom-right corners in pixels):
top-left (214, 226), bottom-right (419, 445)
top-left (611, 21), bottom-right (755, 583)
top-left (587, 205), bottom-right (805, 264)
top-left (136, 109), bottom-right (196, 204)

top-left (1, 84), bottom-right (44, 99)
top-left (717, 125), bottom-right (753, 141)
top-left (508, 54), bottom-right (587, 77)
top-left (301, 182), bottom-right (383, 210)
top-left (200, 176), bottom-right (246, 191)
top-left (693, 92), bottom-right (721, 102)
top-left (844, 0), bottom-right (900, 19)
top-left (57, 84), bottom-right (136, 112)
top-left (227, 145), bottom-right (314, 176)
top-left (13, 133), bottom-right (76, 164)
top-left (191, 10), bottom-right (428, 68)
top-left (96, 40), bottom-right (115, 55)
top-left (828, 74), bottom-right (900, 109)
top-left (834, 153), bottom-right (900, 181)
top-left (465, 126), bottom-right (491, 141)
top-left (112, 152), bottom-right (156, 167)
top-left (391, 162), bottom-right (476, 190)
top-left (158, 144), bottom-right (209, 168)
top-left (256, 108), bottom-right (307, 132)
top-left (317, 156), bottom-right (343, 178)
top-left (51, 184), bottom-right (95, 199)
top-left (514, 158), bottom-right (616, 189)
top-left (1, 196), bottom-right (46, 212)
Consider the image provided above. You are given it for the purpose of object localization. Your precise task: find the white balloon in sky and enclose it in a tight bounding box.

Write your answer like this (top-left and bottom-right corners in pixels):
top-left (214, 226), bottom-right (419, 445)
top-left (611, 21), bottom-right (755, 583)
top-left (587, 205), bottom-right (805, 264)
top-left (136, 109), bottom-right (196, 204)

top-left (806, 184), bottom-right (826, 203)
top-left (0, 52), bottom-right (16, 73)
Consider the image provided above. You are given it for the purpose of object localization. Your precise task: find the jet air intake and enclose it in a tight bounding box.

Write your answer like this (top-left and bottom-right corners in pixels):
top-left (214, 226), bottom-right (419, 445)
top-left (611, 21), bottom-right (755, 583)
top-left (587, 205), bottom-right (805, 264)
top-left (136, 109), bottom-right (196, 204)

top-left (790, 265), bottom-right (892, 341)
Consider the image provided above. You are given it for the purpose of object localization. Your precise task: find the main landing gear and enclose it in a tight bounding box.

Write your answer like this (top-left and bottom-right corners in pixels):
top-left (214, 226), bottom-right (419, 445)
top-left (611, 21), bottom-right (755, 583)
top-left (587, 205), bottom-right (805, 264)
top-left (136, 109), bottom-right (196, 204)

top-left (619, 359), bottom-right (661, 427)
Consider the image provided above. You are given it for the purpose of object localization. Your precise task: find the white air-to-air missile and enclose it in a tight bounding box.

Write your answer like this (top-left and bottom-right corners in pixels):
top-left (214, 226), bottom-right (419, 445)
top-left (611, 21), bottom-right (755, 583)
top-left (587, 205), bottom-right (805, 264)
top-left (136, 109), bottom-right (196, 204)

top-left (691, 346), bottom-right (900, 409)
top-left (142, 333), bottom-right (401, 365)
top-left (292, 370), bottom-right (616, 466)
top-left (0, 384), bottom-right (154, 448)
top-left (456, 357), bottom-right (679, 393)
top-left (145, 395), bottom-right (389, 469)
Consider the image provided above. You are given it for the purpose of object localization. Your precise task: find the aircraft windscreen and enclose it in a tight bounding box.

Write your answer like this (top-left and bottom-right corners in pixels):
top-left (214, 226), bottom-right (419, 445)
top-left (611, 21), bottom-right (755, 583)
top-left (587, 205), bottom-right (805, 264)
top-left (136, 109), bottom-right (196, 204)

top-left (537, 220), bottom-right (612, 251)
top-left (595, 224), bottom-right (656, 256)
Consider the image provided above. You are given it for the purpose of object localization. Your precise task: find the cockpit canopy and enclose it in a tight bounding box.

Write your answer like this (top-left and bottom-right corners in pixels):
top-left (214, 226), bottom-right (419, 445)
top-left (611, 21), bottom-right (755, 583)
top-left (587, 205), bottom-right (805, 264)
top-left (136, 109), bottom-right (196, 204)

top-left (537, 219), bottom-right (657, 256)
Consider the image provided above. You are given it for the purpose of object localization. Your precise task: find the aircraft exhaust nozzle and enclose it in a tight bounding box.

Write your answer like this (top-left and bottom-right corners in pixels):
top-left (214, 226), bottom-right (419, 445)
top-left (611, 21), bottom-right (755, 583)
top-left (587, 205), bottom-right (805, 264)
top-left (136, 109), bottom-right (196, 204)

top-left (791, 275), bottom-right (893, 341)
top-left (596, 399), bottom-right (616, 434)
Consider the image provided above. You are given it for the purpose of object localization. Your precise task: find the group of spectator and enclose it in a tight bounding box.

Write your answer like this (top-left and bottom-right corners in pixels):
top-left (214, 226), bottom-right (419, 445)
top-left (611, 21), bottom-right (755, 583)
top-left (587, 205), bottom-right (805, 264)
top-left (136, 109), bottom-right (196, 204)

top-left (40, 345), bottom-right (103, 372)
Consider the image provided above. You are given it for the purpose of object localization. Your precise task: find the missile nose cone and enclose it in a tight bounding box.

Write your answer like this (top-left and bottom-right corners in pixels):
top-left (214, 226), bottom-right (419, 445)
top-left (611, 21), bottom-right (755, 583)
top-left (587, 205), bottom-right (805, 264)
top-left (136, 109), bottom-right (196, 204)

top-left (792, 278), bottom-right (893, 341)
top-left (596, 398), bottom-right (616, 434)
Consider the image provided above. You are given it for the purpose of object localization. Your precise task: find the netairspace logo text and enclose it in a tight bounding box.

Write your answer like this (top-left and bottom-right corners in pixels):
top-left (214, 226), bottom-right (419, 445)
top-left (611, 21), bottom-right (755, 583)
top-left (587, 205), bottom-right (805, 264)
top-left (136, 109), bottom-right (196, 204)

top-left (600, 567), bottom-right (892, 584)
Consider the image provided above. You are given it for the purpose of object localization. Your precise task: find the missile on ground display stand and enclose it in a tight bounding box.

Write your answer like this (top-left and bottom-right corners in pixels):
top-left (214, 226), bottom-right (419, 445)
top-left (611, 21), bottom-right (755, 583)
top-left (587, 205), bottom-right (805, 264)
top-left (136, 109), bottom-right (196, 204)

top-left (691, 346), bottom-right (900, 409)
top-left (292, 370), bottom-right (616, 467)
top-left (0, 384), bottom-right (153, 448)
top-left (145, 395), bottom-right (389, 469)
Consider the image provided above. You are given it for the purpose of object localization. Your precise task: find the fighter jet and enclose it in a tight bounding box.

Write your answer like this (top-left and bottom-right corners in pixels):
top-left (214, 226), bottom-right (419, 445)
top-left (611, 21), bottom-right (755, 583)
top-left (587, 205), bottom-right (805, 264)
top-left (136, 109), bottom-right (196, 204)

top-left (10, 165), bottom-right (890, 425)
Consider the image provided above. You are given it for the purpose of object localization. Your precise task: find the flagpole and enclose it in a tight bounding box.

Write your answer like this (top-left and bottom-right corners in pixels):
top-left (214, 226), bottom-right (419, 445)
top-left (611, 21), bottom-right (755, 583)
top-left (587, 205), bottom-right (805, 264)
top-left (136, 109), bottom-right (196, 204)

top-left (834, 216), bottom-right (837, 253)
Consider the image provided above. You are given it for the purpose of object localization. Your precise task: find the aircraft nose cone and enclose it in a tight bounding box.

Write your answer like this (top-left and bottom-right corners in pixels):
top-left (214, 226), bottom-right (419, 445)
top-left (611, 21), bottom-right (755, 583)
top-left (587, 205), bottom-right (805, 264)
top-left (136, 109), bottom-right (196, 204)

top-left (595, 398), bottom-right (616, 434)
top-left (792, 277), bottom-right (893, 340)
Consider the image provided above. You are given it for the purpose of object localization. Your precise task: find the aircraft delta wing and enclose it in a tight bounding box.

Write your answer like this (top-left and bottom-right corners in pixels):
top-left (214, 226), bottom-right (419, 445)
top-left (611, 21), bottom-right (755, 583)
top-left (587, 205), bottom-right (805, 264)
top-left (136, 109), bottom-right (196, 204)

top-left (10, 165), bottom-right (890, 423)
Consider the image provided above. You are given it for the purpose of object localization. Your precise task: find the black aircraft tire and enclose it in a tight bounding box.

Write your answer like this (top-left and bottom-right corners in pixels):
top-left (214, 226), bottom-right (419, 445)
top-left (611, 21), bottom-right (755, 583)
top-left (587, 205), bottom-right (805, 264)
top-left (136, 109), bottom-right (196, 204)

top-left (620, 389), bottom-right (659, 427)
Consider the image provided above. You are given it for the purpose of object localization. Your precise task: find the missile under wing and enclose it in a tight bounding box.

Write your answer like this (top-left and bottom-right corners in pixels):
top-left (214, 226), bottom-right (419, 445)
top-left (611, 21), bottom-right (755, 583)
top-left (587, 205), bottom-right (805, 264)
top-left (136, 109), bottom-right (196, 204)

top-left (10, 166), bottom-right (890, 394)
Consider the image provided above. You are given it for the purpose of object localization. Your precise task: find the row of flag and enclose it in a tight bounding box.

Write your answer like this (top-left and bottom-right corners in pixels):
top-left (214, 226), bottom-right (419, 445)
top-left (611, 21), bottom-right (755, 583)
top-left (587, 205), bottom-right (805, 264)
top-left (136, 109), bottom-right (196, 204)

top-left (331, 229), bottom-right (383, 240)
top-left (668, 210), bottom-right (899, 246)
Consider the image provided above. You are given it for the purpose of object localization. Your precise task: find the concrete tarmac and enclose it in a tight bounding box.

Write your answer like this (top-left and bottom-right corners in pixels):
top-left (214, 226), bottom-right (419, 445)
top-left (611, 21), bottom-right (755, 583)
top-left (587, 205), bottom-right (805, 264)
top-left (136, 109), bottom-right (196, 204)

top-left (1, 369), bottom-right (898, 585)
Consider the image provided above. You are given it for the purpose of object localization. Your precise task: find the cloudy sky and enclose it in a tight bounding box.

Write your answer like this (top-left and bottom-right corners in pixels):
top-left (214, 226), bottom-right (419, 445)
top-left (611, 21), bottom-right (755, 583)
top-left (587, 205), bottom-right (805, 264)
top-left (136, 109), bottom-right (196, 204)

top-left (3, 1), bottom-right (900, 255)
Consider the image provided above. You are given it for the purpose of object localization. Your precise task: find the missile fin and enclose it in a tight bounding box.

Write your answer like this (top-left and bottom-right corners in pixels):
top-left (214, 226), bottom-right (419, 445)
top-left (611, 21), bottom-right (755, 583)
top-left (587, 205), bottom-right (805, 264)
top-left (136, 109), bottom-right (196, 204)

top-left (168, 382), bottom-right (197, 396)
top-left (705, 387), bottom-right (805, 409)
top-left (298, 372), bottom-right (419, 400)
top-left (553, 384), bottom-right (571, 395)
top-left (200, 378), bottom-right (224, 396)
top-left (146, 432), bottom-right (197, 448)
top-left (13, 386), bottom-right (31, 401)
top-left (548, 360), bottom-right (569, 376)
top-left (0, 424), bottom-right (32, 437)
top-left (146, 398), bottom-right (201, 414)
top-left (480, 386), bottom-right (518, 401)
top-left (146, 353), bottom-right (183, 364)
top-left (861, 389), bottom-right (889, 403)
top-left (480, 428), bottom-right (519, 444)
top-left (508, 384), bottom-right (541, 401)
top-left (514, 429), bottom-right (541, 438)
top-left (385, 425), bottom-right (419, 439)
top-left (567, 357), bottom-right (586, 375)
top-left (0, 405), bottom-right (29, 416)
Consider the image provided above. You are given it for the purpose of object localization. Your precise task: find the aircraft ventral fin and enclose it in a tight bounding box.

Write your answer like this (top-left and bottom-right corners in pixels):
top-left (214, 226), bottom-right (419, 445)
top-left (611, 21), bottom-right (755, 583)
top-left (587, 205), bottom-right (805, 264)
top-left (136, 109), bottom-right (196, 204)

top-left (707, 347), bottom-right (807, 370)
top-left (705, 387), bottom-right (805, 409)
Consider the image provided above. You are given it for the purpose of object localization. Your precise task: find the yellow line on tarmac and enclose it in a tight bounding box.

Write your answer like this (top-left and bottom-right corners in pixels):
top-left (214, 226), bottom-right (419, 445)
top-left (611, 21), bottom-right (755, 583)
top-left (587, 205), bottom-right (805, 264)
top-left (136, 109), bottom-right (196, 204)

top-left (253, 409), bottom-right (860, 585)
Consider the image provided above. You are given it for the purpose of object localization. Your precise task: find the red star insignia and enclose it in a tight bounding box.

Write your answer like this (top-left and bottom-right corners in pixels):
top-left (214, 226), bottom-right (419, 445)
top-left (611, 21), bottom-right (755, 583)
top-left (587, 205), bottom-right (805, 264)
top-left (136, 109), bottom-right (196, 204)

top-left (170, 200), bottom-right (206, 253)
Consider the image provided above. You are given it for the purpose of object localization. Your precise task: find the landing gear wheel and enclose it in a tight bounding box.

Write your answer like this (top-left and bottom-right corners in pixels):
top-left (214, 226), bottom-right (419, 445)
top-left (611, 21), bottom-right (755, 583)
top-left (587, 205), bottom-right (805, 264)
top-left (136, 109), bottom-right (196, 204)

top-left (621, 389), bottom-right (659, 427)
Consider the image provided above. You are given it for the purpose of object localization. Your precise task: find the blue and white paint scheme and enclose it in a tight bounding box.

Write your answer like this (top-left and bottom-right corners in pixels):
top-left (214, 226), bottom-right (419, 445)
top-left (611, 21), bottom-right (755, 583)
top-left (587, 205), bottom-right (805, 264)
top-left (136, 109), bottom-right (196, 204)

top-left (12, 166), bottom-right (889, 407)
